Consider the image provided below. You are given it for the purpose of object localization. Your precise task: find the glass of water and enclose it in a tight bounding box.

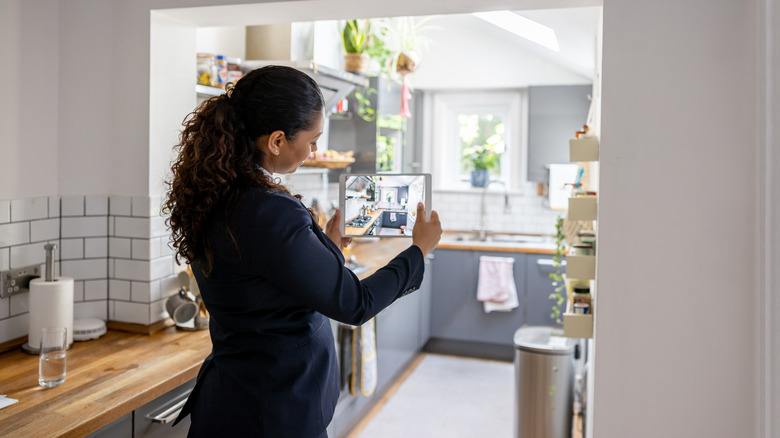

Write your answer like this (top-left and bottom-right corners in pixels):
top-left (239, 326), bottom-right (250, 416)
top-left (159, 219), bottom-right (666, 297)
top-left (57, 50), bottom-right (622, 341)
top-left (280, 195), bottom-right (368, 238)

top-left (39, 327), bottom-right (67, 388)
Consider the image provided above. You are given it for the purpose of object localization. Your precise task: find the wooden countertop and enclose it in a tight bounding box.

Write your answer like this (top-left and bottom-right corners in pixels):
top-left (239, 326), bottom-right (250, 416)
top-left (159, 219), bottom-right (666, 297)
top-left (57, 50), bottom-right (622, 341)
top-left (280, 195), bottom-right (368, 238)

top-left (0, 328), bottom-right (211, 437)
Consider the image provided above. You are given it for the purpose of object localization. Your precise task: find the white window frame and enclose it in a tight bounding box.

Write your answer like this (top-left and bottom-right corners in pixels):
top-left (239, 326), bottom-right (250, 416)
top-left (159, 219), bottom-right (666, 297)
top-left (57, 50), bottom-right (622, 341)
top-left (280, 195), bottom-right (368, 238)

top-left (424, 90), bottom-right (526, 192)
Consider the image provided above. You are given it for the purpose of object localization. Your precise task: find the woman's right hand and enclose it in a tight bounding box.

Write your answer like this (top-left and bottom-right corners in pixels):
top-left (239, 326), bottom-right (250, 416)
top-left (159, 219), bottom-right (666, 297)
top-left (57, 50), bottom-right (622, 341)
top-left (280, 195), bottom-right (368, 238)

top-left (412, 202), bottom-right (442, 257)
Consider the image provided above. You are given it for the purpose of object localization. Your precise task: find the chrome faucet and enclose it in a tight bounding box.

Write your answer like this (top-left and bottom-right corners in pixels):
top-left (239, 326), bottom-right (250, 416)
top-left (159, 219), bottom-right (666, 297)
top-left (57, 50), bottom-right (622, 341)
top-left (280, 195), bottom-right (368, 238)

top-left (476, 180), bottom-right (511, 241)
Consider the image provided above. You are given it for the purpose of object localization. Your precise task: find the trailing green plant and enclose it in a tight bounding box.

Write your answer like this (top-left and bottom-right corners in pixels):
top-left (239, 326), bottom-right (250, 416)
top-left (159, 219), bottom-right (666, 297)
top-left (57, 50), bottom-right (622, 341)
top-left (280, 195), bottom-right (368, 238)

top-left (342, 19), bottom-right (371, 54)
top-left (353, 88), bottom-right (377, 122)
top-left (548, 216), bottom-right (566, 325)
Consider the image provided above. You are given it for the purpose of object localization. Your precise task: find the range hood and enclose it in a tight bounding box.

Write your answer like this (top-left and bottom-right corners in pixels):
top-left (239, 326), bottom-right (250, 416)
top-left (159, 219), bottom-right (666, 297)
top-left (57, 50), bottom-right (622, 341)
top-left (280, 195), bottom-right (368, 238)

top-left (241, 60), bottom-right (369, 113)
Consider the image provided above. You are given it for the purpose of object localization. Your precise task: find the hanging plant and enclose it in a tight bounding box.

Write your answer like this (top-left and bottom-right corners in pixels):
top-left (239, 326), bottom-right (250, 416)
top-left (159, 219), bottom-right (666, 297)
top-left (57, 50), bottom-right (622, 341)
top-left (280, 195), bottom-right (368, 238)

top-left (548, 216), bottom-right (566, 325)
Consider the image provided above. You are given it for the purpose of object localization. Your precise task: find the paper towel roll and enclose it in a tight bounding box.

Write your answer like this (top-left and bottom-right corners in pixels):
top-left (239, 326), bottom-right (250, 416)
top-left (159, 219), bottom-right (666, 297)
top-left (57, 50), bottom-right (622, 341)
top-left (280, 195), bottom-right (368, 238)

top-left (28, 277), bottom-right (74, 350)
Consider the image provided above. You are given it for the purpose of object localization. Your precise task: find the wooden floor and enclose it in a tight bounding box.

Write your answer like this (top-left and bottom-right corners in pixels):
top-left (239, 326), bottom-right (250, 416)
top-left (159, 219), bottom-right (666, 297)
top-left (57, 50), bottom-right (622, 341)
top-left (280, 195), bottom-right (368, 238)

top-left (347, 353), bottom-right (585, 438)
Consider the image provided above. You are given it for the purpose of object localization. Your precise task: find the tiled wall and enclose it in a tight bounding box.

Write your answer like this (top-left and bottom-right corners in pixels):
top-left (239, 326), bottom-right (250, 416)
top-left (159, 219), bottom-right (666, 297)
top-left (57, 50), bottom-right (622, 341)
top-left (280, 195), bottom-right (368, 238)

top-left (0, 195), bottom-right (182, 345)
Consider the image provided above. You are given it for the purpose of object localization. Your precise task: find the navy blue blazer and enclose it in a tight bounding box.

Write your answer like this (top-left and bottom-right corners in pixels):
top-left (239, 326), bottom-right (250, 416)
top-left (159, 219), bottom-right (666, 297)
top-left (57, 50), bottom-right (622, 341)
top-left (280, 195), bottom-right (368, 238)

top-left (175, 188), bottom-right (425, 437)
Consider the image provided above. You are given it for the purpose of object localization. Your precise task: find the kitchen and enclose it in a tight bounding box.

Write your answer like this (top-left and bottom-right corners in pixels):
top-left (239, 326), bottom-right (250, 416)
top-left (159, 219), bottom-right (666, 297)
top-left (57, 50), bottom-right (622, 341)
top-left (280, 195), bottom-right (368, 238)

top-left (0, 1), bottom-right (775, 438)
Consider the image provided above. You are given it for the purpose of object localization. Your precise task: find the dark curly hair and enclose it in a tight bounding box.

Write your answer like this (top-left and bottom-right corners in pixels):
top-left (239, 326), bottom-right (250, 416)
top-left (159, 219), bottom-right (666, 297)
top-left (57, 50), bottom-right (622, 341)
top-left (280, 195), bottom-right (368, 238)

top-left (164, 66), bottom-right (324, 275)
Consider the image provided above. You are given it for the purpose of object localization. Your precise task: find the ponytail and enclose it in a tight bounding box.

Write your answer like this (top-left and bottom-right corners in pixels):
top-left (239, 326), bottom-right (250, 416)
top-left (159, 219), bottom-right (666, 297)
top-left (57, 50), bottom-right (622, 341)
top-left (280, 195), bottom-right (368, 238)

top-left (165, 66), bottom-right (324, 275)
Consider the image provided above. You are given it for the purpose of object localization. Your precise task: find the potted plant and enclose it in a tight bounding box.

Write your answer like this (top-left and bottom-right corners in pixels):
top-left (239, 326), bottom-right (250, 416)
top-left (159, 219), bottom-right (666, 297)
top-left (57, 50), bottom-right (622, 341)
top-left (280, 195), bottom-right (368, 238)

top-left (341, 19), bottom-right (371, 73)
top-left (462, 141), bottom-right (503, 188)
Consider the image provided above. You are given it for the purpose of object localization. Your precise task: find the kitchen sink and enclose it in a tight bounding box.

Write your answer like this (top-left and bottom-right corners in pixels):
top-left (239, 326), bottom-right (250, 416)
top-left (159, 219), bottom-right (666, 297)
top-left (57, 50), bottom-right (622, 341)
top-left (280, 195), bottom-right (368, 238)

top-left (451, 233), bottom-right (554, 245)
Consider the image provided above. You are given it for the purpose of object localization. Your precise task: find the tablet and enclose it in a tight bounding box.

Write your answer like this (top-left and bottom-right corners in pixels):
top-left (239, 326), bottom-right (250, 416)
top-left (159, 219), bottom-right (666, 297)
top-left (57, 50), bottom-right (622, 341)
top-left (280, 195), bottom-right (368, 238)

top-left (339, 173), bottom-right (432, 238)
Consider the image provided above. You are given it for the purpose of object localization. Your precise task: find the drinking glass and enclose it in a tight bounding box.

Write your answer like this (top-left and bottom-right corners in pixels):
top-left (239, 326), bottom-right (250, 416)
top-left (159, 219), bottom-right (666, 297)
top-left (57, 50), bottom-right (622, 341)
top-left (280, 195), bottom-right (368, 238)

top-left (39, 327), bottom-right (67, 388)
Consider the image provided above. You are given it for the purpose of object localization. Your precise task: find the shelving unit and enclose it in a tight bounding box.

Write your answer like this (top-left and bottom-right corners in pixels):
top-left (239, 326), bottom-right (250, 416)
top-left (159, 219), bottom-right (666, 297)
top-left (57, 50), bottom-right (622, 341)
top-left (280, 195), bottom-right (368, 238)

top-left (563, 136), bottom-right (599, 339)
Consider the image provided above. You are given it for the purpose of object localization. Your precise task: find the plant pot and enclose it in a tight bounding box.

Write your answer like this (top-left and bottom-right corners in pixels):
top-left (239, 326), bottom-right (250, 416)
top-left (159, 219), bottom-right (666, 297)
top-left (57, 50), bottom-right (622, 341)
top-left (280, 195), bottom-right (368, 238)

top-left (344, 53), bottom-right (369, 73)
top-left (470, 169), bottom-right (489, 188)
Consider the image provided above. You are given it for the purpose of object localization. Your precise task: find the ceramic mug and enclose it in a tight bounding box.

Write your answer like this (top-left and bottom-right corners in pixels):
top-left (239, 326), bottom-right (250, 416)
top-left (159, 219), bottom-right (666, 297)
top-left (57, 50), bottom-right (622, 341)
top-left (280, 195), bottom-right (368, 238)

top-left (165, 290), bottom-right (199, 324)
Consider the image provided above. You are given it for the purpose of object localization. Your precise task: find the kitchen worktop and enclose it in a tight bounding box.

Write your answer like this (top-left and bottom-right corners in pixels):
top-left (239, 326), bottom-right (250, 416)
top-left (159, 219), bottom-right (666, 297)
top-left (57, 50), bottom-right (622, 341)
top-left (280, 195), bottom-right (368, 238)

top-left (0, 238), bottom-right (413, 438)
top-left (436, 231), bottom-right (559, 254)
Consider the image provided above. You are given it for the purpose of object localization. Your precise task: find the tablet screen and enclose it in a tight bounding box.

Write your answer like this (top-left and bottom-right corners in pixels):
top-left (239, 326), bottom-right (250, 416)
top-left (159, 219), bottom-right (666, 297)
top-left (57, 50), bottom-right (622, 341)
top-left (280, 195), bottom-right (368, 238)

top-left (338, 173), bottom-right (431, 238)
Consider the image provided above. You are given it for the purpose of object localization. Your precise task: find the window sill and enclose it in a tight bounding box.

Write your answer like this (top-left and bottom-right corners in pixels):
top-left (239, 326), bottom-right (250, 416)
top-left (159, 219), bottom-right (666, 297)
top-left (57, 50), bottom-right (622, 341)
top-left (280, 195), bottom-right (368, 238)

top-left (433, 186), bottom-right (527, 196)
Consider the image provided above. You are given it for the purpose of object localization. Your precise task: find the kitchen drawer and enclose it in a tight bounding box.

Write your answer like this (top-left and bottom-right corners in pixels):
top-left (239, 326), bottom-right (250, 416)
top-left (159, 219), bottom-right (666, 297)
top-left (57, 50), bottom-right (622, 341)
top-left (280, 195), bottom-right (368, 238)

top-left (134, 379), bottom-right (196, 438)
top-left (85, 413), bottom-right (132, 438)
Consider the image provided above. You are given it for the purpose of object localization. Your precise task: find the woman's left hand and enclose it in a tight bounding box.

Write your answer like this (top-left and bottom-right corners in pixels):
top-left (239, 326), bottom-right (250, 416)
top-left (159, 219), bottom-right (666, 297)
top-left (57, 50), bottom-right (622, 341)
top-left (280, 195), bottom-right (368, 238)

top-left (325, 209), bottom-right (352, 252)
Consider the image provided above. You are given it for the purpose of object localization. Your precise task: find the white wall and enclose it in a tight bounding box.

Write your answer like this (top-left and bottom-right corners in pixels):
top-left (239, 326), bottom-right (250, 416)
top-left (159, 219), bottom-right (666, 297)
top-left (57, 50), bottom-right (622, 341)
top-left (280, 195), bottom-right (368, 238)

top-left (196, 26), bottom-right (246, 59)
top-left (0, 0), bottom-right (59, 200)
top-left (413, 14), bottom-right (590, 90)
top-left (595, 1), bottom-right (759, 437)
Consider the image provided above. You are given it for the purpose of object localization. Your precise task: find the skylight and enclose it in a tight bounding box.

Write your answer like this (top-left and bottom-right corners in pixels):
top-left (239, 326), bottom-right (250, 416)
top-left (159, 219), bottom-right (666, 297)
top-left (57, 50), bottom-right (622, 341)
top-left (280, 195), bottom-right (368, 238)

top-left (472, 11), bottom-right (560, 52)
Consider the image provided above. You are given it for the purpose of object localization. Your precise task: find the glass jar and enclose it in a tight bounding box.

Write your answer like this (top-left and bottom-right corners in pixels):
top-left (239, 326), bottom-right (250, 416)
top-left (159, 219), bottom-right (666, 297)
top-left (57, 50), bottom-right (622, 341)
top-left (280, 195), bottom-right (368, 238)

top-left (196, 53), bottom-right (217, 87)
top-left (570, 243), bottom-right (594, 256)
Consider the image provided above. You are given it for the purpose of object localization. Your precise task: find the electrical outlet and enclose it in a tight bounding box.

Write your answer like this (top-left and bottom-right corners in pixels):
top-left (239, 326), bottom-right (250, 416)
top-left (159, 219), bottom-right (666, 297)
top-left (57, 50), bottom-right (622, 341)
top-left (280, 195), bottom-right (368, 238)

top-left (0, 264), bottom-right (42, 298)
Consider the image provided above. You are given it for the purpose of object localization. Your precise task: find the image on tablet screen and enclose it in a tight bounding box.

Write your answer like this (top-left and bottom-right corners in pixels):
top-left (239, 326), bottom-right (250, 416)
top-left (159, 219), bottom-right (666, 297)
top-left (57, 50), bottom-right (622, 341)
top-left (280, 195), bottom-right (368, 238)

top-left (343, 175), bottom-right (426, 237)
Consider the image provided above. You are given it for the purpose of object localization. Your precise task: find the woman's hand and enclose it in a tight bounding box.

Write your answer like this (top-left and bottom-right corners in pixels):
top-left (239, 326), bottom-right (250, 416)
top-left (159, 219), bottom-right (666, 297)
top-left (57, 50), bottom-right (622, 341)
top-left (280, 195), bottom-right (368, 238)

top-left (412, 202), bottom-right (442, 257)
top-left (325, 209), bottom-right (352, 252)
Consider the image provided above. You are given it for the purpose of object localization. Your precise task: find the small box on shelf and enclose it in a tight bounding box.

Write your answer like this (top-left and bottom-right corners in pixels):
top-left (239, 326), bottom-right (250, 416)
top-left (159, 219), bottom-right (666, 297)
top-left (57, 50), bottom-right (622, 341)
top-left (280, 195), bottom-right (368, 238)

top-left (568, 196), bottom-right (597, 221)
top-left (569, 137), bottom-right (599, 162)
top-left (566, 255), bottom-right (596, 280)
top-left (563, 312), bottom-right (593, 338)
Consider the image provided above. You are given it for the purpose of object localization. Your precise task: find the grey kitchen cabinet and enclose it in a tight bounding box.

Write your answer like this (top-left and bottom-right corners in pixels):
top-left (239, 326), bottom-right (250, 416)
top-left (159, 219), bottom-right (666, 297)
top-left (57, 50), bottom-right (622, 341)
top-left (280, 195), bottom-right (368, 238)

top-left (85, 414), bottom-right (133, 438)
top-left (525, 253), bottom-right (566, 327)
top-left (527, 85), bottom-right (592, 182)
top-left (84, 379), bottom-right (194, 438)
top-left (328, 256), bottom-right (432, 438)
top-left (429, 248), bottom-right (564, 351)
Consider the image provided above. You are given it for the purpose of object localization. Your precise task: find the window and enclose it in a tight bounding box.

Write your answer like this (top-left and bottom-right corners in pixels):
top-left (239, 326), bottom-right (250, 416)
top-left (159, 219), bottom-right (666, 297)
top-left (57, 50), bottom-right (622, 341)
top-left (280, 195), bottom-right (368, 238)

top-left (427, 90), bottom-right (525, 191)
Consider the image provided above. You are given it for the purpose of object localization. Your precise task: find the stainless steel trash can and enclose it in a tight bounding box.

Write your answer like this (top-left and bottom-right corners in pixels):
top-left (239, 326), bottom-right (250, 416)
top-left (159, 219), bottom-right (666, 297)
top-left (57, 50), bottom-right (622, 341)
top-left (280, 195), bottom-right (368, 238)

top-left (514, 326), bottom-right (576, 438)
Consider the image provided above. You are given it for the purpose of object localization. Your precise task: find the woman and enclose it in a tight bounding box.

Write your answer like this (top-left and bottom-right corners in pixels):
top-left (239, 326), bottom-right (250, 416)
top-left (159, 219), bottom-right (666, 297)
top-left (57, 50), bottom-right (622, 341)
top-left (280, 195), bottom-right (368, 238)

top-left (165, 65), bottom-right (441, 437)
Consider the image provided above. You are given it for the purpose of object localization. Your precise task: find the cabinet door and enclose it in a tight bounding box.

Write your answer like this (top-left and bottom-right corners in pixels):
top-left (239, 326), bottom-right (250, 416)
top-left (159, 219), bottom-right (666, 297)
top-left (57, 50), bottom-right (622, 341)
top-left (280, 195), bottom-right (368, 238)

top-left (418, 254), bottom-right (433, 348)
top-left (85, 414), bottom-right (132, 438)
top-left (134, 379), bottom-right (196, 438)
top-left (525, 253), bottom-right (565, 327)
top-left (527, 85), bottom-right (592, 182)
top-left (469, 251), bottom-right (526, 346)
top-left (376, 290), bottom-right (420, 391)
top-left (429, 249), bottom-right (477, 341)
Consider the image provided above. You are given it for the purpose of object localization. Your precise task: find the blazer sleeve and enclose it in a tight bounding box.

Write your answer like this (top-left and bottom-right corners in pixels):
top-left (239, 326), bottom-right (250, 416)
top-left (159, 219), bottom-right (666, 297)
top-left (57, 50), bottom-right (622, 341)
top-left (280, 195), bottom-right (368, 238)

top-left (238, 193), bottom-right (425, 325)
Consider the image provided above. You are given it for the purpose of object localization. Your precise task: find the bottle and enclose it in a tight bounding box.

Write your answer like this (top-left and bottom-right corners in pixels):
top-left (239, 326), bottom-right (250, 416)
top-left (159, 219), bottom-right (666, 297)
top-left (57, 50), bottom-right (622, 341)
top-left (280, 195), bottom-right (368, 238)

top-left (572, 286), bottom-right (591, 313)
top-left (216, 55), bottom-right (228, 88)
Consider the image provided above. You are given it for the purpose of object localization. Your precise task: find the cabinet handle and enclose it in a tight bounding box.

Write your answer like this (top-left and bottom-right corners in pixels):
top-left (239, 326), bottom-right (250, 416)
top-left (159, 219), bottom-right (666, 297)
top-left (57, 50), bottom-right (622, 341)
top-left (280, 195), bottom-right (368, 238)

top-left (536, 259), bottom-right (566, 267)
top-left (145, 389), bottom-right (192, 424)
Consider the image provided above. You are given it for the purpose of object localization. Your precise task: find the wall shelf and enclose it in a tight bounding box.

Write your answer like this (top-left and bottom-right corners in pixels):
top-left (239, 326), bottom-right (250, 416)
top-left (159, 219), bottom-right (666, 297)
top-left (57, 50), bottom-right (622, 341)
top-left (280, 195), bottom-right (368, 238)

top-left (569, 137), bottom-right (599, 162)
top-left (568, 196), bottom-right (598, 221)
top-left (195, 84), bottom-right (224, 96)
top-left (565, 255), bottom-right (596, 280)
top-left (563, 311), bottom-right (593, 339)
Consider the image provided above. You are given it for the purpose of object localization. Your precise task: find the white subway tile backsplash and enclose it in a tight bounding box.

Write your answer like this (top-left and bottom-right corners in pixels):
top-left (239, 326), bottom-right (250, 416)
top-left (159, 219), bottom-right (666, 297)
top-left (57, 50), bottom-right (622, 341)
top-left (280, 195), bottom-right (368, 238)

top-left (74, 281), bottom-right (84, 301)
top-left (61, 259), bottom-right (107, 280)
top-left (61, 195), bottom-right (85, 216)
top-left (114, 217), bottom-right (149, 239)
top-left (0, 222), bottom-right (30, 247)
top-left (0, 201), bottom-right (10, 223)
top-left (114, 259), bottom-right (150, 281)
top-left (109, 238), bottom-right (131, 258)
top-left (108, 217), bottom-right (114, 236)
top-left (0, 248), bottom-right (9, 271)
top-left (109, 196), bottom-right (132, 216)
top-left (131, 281), bottom-right (151, 303)
top-left (151, 256), bottom-right (174, 281)
top-left (11, 197), bottom-right (49, 222)
top-left (61, 238), bottom-right (84, 260)
top-left (85, 195), bottom-right (109, 216)
top-left (114, 301), bottom-right (150, 325)
top-left (160, 239), bottom-right (175, 257)
top-left (150, 280), bottom-right (162, 302)
top-left (61, 216), bottom-right (108, 238)
top-left (149, 237), bottom-right (162, 259)
top-left (132, 196), bottom-right (151, 217)
top-left (10, 292), bottom-right (29, 316)
top-left (85, 237), bottom-right (108, 258)
top-left (150, 196), bottom-right (162, 217)
top-left (0, 297), bottom-right (9, 319)
top-left (109, 279), bottom-right (131, 301)
top-left (131, 239), bottom-right (151, 260)
top-left (0, 314), bottom-right (29, 342)
top-left (31, 218), bottom-right (59, 242)
top-left (160, 276), bottom-right (178, 299)
top-left (150, 216), bottom-right (168, 238)
top-left (149, 299), bottom-right (167, 324)
top-left (49, 196), bottom-right (60, 218)
top-left (9, 244), bottom-right (46, 269)
top-left (85, 280), bottom-right (108, 301)
top-left (75, 301), bottom-right (107, 321)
